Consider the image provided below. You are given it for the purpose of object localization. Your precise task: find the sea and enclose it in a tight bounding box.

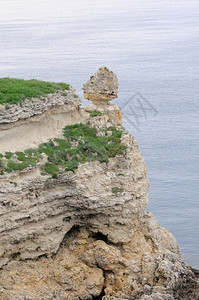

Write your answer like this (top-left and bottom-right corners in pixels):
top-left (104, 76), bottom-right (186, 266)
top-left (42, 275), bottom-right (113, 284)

top-left (0, 0), bottom-right (198, 268)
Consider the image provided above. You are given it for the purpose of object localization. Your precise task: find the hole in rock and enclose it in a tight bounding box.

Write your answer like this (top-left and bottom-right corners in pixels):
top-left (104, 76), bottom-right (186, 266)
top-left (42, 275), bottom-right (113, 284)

top-left (36, 253), bottom-right (48, 260)
top-left (63, 216), bottom-right (71, 222)
top-left (92, 287), bottom-right (105, 299)
top-left (61, 225), bottom-right (80, 245)
top-left (92, 232), bottom-right (108, 243)
top-left (12, 252), bottom-right (20, 260)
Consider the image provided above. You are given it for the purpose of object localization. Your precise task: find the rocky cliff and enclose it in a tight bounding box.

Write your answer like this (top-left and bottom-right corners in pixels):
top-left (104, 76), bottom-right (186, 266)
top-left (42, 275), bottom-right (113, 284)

top-left (0, 69), bottom-right (198, 300)
top-left (0, 86), bottom-right (81, 153)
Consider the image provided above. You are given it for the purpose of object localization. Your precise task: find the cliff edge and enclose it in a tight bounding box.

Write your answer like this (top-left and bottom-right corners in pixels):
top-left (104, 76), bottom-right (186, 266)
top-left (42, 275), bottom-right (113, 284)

top-left (0, 69), bottom-right (198, 300)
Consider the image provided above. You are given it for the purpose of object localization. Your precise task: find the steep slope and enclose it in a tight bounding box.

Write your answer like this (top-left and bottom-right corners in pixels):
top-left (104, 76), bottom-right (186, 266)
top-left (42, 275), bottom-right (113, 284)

top-left (0, 72), bottom-right (198, 299)
top-left (0, 102), bottom-right (198, 299)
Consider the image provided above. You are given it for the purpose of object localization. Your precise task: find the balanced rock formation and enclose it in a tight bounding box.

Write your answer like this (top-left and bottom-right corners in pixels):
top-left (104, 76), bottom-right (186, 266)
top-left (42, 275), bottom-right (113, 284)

top-left (0, 70), bottom-right (198, 300)
top-left (82, 66), bottom-right (118, 105)
top-left (83, 66), bottom-right (122, 125)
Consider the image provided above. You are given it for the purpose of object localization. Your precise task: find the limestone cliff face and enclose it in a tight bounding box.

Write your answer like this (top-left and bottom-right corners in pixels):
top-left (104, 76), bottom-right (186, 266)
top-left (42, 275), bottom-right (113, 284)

top-left (0, 87), bottom-right (82, 153)
top-left (0, 87), bottom-right (80, 128)
top-left (0, 87), bottom-right (198, 299)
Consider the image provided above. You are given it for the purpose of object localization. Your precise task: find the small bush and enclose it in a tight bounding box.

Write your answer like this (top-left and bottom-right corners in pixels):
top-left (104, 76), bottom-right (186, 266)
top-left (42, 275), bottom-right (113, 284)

top-left (43, 163), bottom-right (59, 178)
top-left (90, 110), bottom-right (103, 117)
top-left (65, 160), bottom-right (79, 172)
top-left (5, 152), bottom-right (14, 159)
top-left (15, 152), bottom-right (26, 161)
top-left (112, 187), bottom-right (124, 195)
top-left (7, 160), bottom-right (28, 171)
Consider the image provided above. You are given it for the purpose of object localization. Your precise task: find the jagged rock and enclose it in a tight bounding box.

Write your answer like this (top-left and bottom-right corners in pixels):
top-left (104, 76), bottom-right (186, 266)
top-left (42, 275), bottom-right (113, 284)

top-left (0, 87), bottom-right (81, 128)
top-left (84, 103), bottom-right (123, 125)
top-left (0, 88), bottom-right (82, 153)
top-left (0, 128), bottom-right (149, 266)
top-left (0, 81), bottom-right (198, 299)
top-left (82, 66), bottom-right (118, 105)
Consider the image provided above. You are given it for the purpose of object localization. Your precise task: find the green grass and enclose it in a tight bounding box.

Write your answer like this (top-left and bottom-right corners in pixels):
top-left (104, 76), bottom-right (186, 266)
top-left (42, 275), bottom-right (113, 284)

top-left (0, 123), bottom-right (126, 178)
top-left (43, 163), bottom-right (59, 179)
top-left (5, 152), bottom-right (14, 159)
top-left (0, 78), bottom-right (70, 105)
top-left (112, 187), bottom-right (124, 195)
top-left (10, 181), bottom-right (17, 187)
top-left (90, 110), bottom-right (103, 117)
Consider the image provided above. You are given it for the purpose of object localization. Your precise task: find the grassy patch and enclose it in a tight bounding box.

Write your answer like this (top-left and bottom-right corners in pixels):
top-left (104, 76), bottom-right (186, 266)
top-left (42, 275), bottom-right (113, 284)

top-left (10, 181), bottom-right (17, 187)
top-left (0, 123), bottom-right (126, 178)
top-left (0, 78), bottom-right (70, 105)
top-left (112, 187), bottom-right (124, 195)
top-left (43, 163), bottom-right (59, 179)
top-left (5, 152), bottom-right (14, 159)
top-left (90, 110), bottom-right (103, 117)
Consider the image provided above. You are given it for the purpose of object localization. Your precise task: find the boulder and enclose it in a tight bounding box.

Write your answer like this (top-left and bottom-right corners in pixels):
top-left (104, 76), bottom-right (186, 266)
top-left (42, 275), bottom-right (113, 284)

top-left (83, 66), bottom-right (118, 105)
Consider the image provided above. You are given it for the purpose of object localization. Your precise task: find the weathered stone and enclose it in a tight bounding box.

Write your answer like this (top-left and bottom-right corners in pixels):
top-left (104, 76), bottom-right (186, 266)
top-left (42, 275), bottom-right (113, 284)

top-left (85, 103), bottom-right (123, 125)
top-left (82, 66), bottom-right (118, 105)
top-left (0, 128), bottom-right (149, 266)
top-left (0, 87), bottom-right (81, 128)
top-left (0, 81), bottom-right (198, 299)
top-left (0, 88), bottom-right (82, 153)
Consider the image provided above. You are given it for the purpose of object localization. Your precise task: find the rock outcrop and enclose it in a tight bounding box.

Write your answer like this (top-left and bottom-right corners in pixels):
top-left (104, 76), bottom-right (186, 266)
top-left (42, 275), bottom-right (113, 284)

top-left (82, 66), bottom-right (118, 105)
top-left (0, 87), bottom-right (81, 129)
top-left (0, 69), bottom-right (198, 299)
top-left (0, 87), bottom-right (82, 153)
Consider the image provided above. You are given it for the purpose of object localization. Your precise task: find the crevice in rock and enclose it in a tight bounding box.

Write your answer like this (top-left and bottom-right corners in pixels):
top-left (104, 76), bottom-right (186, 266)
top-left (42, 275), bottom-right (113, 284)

top-left (12, 252), bottom-right (20, 260)
top-left (60, 224), bottom-right (80, 247)
top-left (91, 232), bottom-right (108, 243)
top-left (63, 216), bottom-right (71, 222)
top-left (65, 224), bottom-right (80, 237)
top-left (92, 286), bottom-right (105, 299)
top-left (36, 253), bottom-right (48, 260)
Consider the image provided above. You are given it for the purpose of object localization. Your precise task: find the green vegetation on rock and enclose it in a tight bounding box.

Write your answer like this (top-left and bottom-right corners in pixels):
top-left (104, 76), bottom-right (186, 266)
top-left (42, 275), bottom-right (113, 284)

top-left (90, 110), bottom-right (103, 117)
top-left (0, 78), bottom-right (70, 105)
top-left (0, 123), bottom-right (126, 178)
top-left (112, 187), bottom-right (124, 195)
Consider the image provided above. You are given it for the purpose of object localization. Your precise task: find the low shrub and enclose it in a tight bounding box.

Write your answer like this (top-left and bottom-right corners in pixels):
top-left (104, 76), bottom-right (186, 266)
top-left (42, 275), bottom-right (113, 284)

top-left (0, 123), bottom-right (126, 178)
top-left (90, 110), bottom-right (103, 117)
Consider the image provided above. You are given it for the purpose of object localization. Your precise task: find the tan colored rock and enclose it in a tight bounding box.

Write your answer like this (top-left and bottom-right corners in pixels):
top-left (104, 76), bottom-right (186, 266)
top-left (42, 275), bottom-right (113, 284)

top-left (85, 103), bottom-right (122, 125)
top-left (0, 218), bottom-right (198, 299)
top-left (0, 88), bottom-right (82, 153)
top-left (82, 66), bottom-right (118, 105)
top-left (0, 129), bottom-right (149, 267)
top-left (0, 81), bottom-right (198, 299)
top-left (0, 87), bottom-right (81, 128)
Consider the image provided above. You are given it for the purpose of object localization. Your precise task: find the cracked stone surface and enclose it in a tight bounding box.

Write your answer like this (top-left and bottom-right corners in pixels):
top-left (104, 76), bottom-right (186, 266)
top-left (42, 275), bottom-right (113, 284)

top-left (82, 66), bottom-right (118, 105)
top-left (0, 85), bottom-right (198, 299)
top-left (0, 88), bottom-right (82, 153)
top-left (0, 86), bottom-right (81, 128)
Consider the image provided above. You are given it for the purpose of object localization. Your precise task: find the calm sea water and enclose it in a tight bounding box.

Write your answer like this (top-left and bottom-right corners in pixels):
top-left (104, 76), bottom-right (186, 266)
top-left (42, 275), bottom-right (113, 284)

top-left (0, 0), bottom-right (198, 268)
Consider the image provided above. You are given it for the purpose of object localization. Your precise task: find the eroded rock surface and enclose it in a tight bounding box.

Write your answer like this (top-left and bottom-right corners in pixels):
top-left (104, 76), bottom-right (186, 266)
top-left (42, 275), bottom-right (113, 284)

top-left (0, 87), bottom-right (81, 128)
top-left (0, 88), bottom-right (82, 153)
top-left (0, 214), bottom-right (198, 300)
top-left (0, 79), bottom-right (198, 299)
top-left (0, 121), bottom-right (149, 267)
top-left (82, 66), bottom-right (118, 105)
